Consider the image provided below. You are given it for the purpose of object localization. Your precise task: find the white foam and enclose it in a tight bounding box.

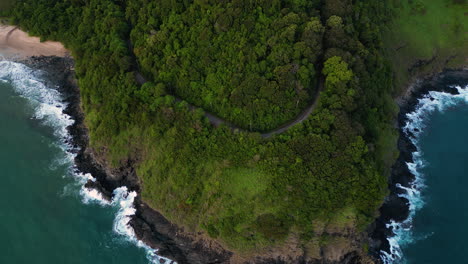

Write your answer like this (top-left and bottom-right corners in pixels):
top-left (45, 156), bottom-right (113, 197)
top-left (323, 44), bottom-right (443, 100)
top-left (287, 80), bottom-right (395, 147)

top-left (0, 61), bottom-right (74, 141)
top-left (0, 60), bottom-right (77, 171)
top-left (73, 172), bottom-right (111, 206)
top-left (111, 187), bottom-right (175, 264)
top-left (0, 60), bottom-right (175, 264)
top-left (381, 83), bottom-right (468, 263)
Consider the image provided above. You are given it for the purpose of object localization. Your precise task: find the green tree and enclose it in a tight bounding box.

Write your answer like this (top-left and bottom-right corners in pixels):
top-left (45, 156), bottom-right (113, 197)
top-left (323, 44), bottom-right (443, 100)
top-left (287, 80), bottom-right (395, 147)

top-left (322, 56), bottom-right (353, 86)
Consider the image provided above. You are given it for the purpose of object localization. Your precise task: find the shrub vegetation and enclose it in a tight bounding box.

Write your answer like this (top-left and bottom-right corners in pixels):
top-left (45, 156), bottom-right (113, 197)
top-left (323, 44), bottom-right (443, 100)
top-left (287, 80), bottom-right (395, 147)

top-left (11, 0), bottom-right (398, 252)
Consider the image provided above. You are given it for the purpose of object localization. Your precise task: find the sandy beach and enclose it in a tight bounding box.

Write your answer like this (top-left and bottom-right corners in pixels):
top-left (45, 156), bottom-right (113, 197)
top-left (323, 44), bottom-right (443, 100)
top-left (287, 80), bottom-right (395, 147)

top-left (0, 25), bottom-right (68, 59)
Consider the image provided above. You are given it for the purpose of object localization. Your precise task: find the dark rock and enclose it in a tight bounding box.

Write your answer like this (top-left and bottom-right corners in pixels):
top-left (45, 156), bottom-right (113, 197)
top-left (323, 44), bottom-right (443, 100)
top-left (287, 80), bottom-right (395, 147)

top-left (368, 70), bottom-right (468, 260)
top-left (23, 57), bottom-right (468, 264)
top-left (17, 56), bottom-right (233, 264)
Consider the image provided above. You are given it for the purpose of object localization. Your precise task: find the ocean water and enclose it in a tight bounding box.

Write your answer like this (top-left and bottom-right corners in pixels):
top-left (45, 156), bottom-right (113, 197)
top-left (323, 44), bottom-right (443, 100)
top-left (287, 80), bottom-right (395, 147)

top-left (0, 60), bottom-right (171, 264)
top-left (382, 80), bottom-right (468, 263)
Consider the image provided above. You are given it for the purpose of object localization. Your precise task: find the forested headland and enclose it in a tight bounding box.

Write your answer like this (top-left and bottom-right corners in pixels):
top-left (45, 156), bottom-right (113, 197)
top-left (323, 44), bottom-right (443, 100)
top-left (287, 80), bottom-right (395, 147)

top-left (6, 0), bottom-right (464, 261)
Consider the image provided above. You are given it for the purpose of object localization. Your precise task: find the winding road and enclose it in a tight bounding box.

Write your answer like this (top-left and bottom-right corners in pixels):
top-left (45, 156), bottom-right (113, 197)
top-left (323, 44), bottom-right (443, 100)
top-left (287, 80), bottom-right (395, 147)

top-left (136, 72), bottom-right (323, 138)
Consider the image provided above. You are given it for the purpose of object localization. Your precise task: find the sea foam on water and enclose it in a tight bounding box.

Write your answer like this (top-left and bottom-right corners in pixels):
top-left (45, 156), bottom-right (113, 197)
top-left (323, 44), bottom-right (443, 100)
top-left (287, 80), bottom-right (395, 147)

top-left (0, 60), bottom-right (174, 264)
top-left (381, 83), bottom-right (468, 263)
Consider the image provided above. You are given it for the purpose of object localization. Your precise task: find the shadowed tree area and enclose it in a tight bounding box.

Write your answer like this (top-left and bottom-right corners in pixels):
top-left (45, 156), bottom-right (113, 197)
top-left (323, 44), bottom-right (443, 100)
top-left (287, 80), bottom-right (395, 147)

top-left (126, 0), bottom-right (324, 131)
top-left (0, 0), bottom-right (16, 15)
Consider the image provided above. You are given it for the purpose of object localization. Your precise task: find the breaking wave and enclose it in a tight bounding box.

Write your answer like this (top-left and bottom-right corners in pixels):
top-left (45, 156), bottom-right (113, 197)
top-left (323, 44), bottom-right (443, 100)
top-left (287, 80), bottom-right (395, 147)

top-left (0, 60), bottom-right (174, 264)
top-left (381, 83), bottom-right (468, 263)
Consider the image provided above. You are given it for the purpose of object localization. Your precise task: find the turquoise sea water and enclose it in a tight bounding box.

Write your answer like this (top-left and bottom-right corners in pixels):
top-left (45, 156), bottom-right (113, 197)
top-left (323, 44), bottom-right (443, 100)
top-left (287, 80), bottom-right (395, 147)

top-left (402, 101), bottom-right (468, 263)
top-left (0, 60), bottom-right (163, 263)
top-left (382, 80), bottom-right (468, 263)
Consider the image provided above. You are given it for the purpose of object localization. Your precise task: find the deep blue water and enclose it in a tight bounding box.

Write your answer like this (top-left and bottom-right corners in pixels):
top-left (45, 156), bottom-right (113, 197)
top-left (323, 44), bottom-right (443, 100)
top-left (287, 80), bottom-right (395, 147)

top-left (382, 81), bottom-right (468, 263)
top-left (403, 99), bottom-right (468, 263)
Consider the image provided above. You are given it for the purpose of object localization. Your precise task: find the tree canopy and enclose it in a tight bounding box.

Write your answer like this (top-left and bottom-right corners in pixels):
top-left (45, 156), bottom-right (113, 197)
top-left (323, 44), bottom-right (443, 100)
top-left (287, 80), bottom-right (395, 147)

top-left (11, 0), bottom-right (398, 255)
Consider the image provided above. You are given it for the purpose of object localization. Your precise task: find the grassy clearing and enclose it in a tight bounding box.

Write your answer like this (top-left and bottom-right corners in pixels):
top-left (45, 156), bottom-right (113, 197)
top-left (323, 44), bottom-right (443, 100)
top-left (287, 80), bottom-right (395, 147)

top-left (222, 167), bottom-right (268, 199)
top-left (384, 0), bottom-right (468, 90)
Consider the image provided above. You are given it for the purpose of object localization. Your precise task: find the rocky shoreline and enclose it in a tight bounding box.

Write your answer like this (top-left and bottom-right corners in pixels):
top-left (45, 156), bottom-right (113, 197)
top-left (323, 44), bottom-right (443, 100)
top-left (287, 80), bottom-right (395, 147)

top-left (369, 69), bottom-right (468, 261)
top-left (17, 56), bottom-right (370, 264)
top-left (21, 56), bottom-right (237, 264)
top-left (19, 55), bottom-right (467, 264)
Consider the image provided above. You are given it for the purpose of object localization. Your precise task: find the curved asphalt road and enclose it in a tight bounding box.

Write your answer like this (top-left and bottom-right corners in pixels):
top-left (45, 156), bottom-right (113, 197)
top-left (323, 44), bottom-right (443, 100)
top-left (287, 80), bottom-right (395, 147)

top-left (135, 72), bottom-right (323, 138)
